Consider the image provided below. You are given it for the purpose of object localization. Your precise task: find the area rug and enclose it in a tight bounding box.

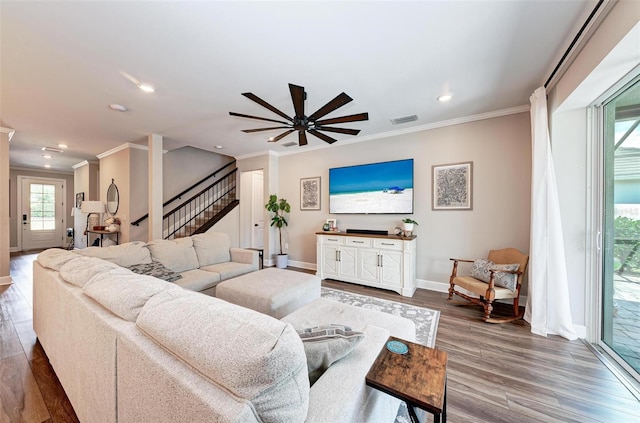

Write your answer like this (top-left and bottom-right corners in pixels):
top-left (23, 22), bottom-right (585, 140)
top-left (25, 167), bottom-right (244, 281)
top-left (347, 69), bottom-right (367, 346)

top-left (320, 287), bottom-right (440, 347)
top-left (320, 288), bottom-right (440, 423)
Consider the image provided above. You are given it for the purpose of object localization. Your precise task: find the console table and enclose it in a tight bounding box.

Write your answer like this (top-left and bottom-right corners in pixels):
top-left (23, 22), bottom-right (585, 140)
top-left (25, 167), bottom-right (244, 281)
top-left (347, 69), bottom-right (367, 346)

top-left (87, 229), bottom-right (119, 247)
top-left (316, 232), bottom-right (417, 297)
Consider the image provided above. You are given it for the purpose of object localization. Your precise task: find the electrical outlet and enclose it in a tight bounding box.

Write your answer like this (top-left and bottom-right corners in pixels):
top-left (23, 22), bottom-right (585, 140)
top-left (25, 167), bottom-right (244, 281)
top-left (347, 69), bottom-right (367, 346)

top-left (285, 243), bottom-right (289, 250)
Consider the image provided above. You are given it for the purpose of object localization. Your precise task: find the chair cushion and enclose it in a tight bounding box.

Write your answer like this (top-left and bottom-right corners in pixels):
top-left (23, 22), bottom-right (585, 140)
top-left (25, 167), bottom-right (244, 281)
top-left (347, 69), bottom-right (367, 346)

top-left (470, 259), bottom-right (520, 291)
top-left (453, 276), bottom-right (519, 299)
top-left (297, 324), bottom-right (364, 385)
top-left (146, 238), bottom-right (200, 273)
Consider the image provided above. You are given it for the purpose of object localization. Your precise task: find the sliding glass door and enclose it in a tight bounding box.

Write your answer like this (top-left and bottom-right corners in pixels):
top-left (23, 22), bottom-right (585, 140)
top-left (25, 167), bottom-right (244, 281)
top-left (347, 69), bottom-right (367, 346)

top-left (600, 74), bottom-right (640, 384)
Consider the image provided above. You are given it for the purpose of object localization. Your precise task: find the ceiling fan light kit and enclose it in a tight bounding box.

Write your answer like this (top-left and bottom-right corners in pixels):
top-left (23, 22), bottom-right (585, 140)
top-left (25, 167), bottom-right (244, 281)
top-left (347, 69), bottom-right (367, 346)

top-left (229, 83), bottom-right (368, 146)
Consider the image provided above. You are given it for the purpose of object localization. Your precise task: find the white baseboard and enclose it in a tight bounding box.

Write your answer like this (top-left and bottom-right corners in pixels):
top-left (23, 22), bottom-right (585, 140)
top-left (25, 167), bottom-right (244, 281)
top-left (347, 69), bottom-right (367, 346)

top-left (417, 278), bottom-right (449, 293)
top-left (10, 246), bottom-right (20, 253)
top-left (288, 260), bottom-right (316, 271)
top-left (0, 275), bottom-right (13, 285)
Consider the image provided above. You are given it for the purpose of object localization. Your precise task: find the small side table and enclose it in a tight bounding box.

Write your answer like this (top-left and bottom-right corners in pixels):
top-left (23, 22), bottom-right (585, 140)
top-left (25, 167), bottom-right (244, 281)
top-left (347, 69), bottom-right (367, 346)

top-left (86, 229), bottom-right (120, 247)
top-left (246, 247), bottom-right (264, 269)
top-left (366, 336), bottom-right (448, 423)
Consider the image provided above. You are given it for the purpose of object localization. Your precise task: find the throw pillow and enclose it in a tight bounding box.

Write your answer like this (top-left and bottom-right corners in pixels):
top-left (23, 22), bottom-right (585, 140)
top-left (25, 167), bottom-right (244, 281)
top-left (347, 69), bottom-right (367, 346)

top-left (125, 262), bottom-right (183, 283)
top-left (297, 324), bottom-right (364, 385)
top-left (470, 259), bottom-right (520, 291)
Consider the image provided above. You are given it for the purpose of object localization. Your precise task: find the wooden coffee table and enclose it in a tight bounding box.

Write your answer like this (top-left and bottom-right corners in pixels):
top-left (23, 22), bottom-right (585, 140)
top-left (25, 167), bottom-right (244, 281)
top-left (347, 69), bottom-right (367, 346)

top-left (366, 336), bottom-right (447, 423)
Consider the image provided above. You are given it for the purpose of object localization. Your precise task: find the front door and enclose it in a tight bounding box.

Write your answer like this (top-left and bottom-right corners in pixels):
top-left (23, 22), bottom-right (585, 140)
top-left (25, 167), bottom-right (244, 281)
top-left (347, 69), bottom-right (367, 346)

top-left (19, 177), bottom-right (65, 250)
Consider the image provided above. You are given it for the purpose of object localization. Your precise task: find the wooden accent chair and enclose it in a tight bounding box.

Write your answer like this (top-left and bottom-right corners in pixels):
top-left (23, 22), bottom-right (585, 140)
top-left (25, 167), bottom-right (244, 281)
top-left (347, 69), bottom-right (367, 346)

top-left (448, 248), bottom-right (529, 323)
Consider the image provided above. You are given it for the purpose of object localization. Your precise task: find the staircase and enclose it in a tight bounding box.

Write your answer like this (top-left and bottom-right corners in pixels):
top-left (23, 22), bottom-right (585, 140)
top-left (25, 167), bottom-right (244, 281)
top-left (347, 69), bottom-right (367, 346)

top-left (132, 162), bottom-right (238, 239)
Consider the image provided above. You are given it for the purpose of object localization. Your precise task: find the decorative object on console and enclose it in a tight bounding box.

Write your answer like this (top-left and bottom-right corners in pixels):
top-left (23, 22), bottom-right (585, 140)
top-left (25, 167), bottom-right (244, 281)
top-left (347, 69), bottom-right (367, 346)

top-left (229, 83), bottom-right (369, 146)
top-left (401, 218), bottom-right (418, 235)
top-left (265, 194), bottom-right (291, 268)
top-left (432, 161), bottom-right (473, 210)
top-left (81, 200), bottom-right (105, 233)
top-left (325, 218), bottom-right (337, 231)
top-left (300, 177), bottom-right (321, 210)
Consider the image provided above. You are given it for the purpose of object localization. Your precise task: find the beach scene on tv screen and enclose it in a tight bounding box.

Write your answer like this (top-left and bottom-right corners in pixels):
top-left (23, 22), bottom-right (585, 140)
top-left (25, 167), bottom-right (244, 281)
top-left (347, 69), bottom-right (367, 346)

top-left (329, 159), bottom-right (413, 214)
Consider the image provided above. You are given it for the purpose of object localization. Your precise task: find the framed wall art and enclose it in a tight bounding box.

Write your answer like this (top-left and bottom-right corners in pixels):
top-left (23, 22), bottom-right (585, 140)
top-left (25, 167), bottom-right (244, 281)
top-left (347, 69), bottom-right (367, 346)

top-left (300, 177), bottom-right (321, 210)
top-left (75, 192), bottom-right (84, 208)
top-left (432, 161), bottom-right (473, 210)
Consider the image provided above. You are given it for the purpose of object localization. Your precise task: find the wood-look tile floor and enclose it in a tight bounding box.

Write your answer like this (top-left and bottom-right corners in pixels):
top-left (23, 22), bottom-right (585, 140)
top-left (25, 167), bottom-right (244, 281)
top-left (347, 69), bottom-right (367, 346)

top-left (1, 253), bottom-right (639, 422)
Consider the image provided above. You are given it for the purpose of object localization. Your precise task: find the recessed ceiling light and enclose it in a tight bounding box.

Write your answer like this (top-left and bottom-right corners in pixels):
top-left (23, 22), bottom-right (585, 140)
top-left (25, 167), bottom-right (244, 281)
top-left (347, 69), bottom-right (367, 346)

top-left (437, 94), bottom-right (453, 102)
top-left (108, 104), bottom-right (128, 112)
top-left (214, 145), bottom-right (223, 149)
top-left (44, 164), bottom-right (51, 168)
top-left (42, 154), bottom-right (52, 159)
top-left (58, 143), bottom-right (68, 149)
top-left (137, 83), bottom-right (155, 93)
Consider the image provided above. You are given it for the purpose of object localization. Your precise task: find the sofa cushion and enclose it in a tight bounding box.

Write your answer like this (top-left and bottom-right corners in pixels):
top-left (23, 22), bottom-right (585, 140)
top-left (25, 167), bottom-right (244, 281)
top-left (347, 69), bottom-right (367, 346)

top-left (297, 324), bottom-right (364, 385)
top-left (125, 262), bottom-right (183, 283)
top-left (76, 241), bottom-right (152, 267)
top-left (146, 238), bottom-right (200, 273)
top-left (60, 256), bottom-right (126, 288)
top-left (191, 232), bottom-right (231, 267)
top-left (83, 270), bottom-right (174, 322)
top-left (173, 269), bottom-right (221, 292)
top-left (200, 261), bottom-right (256, 281)
top-left (37, 248), bottom-right (79, 271)
top-left (136, 289), bottom-right (309, 423)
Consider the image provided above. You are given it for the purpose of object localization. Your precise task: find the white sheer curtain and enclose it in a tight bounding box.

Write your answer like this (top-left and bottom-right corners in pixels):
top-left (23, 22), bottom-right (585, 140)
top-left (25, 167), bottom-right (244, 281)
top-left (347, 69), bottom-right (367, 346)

top-left (524, 86), bottom-right (577, 340)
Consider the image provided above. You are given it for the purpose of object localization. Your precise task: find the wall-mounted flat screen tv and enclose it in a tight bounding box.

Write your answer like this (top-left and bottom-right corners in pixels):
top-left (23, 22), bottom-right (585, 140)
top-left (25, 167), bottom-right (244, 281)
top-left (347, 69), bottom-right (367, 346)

top-left (329, 159), bottom-right (414, 214)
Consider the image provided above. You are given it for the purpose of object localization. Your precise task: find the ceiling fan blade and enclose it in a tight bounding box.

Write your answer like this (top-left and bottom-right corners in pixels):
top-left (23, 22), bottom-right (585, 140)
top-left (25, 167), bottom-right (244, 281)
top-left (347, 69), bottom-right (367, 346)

top-left (315, 113), bottom-right (369, 126)
top-left (242, 92), bottom-right (293, 122)
top-left (242, 126), bottom-right (291, 133)
top-left (269, 130), bottom-right (295, 142)
top-left (308, 129), bottom-right (337, 144)
top-left (289, 84), bottom-right (305, 119)
top-left (229, 112), bottom-right (290, 125)
top-left (298, 131), bottom-right (308, 146)
top-left (307, 92), bottom-right (353, 122)
top-left (315, 126), bottom-right (361, 136)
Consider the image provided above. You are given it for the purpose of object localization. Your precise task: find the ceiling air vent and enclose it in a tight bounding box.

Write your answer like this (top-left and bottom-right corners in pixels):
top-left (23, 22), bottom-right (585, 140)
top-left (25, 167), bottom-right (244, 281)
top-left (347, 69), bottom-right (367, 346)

top-left (390, 115), bottom-right (418, 125)
top-left (282, 141), bottom-right (297, 147)
top-left (41, 147), bottom-right (64, 153)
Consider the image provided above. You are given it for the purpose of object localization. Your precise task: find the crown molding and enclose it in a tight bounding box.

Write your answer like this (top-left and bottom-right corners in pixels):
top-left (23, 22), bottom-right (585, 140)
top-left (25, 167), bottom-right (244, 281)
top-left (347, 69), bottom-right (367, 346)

top-left (235, 149), bottom-right (280, 161)
top-left (72, 160), bottom-right (99, 169)
top-left (274, 104), bottom-right (530, 157)
top-left (10, 166), bottom-right (73, 175)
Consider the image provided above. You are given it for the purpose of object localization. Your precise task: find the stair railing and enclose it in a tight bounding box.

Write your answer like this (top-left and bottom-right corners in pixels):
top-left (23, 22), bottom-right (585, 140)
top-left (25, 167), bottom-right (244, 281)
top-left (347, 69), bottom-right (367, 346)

top-left (131, 160), bottom-right (236, 227)
top-left (163, 168), bottom-right (237, 239)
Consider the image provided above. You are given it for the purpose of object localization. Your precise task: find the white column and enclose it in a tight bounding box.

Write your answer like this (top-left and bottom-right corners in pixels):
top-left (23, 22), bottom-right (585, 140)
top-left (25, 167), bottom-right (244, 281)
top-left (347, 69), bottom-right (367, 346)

top-left (148, 134), bottom-right (163, 241)
top-left (0, 128), bottom-right (15, 285)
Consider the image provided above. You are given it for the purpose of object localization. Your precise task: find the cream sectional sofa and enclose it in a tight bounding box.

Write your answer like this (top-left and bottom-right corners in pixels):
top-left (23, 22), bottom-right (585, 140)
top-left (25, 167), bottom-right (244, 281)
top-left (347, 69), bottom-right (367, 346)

top-left (75, 232), bottom-right (259, 296)
top-left (33, 234), bottom-right (416, 423)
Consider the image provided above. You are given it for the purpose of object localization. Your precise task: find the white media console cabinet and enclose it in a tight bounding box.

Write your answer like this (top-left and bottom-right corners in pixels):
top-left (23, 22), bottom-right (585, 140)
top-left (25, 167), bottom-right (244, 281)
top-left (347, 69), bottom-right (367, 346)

top-left (316, 232), bottom-right (417, 297)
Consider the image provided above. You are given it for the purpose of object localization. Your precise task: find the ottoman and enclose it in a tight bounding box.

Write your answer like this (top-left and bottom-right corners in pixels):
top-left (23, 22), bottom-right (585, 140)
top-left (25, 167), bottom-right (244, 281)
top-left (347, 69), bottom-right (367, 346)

top-left (215, 268), bottom-right (321, 318)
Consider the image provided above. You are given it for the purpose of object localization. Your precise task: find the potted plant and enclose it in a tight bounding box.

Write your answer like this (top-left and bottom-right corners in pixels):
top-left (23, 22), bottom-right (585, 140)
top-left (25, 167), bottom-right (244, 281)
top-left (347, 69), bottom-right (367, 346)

top-left (265, 194), bottom-right (291, 268)
top-left (402, 218), bottom-right (418, 234)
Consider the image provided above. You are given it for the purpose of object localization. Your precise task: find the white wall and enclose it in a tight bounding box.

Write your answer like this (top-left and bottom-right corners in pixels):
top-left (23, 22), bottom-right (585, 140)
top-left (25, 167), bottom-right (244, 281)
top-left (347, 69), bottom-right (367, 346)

top-left (274, 112), bottom-right (532, 288)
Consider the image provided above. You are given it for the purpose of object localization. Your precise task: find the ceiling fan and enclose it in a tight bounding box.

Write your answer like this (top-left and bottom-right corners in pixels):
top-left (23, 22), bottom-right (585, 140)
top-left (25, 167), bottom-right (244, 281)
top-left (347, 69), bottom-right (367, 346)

top-left (229, 83), bottom-right (369, 146)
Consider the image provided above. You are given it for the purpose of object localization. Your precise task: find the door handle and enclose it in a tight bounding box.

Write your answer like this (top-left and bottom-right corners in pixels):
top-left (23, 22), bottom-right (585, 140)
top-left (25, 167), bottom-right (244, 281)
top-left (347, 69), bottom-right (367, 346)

top-left (254, 224), bottom-right (258, 227)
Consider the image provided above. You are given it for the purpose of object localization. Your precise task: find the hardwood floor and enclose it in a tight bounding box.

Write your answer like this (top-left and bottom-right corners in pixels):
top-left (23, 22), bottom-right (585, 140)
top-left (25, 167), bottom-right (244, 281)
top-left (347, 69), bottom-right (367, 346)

top-left (1, 254), bottom-right (639, 422)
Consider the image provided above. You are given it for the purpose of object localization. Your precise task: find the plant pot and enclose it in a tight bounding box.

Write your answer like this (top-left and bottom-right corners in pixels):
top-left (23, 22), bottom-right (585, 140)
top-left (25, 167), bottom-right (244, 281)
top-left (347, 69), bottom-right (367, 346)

top-left (275, 254), bottom-right (288, 269)
top-left (402, 222), bottom-right (414, 232)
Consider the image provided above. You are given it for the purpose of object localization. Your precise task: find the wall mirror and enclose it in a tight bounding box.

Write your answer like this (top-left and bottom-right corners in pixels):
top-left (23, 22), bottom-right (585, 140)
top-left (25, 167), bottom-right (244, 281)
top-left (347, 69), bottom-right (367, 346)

top-left (106, 178), bottom-right (119, 216)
